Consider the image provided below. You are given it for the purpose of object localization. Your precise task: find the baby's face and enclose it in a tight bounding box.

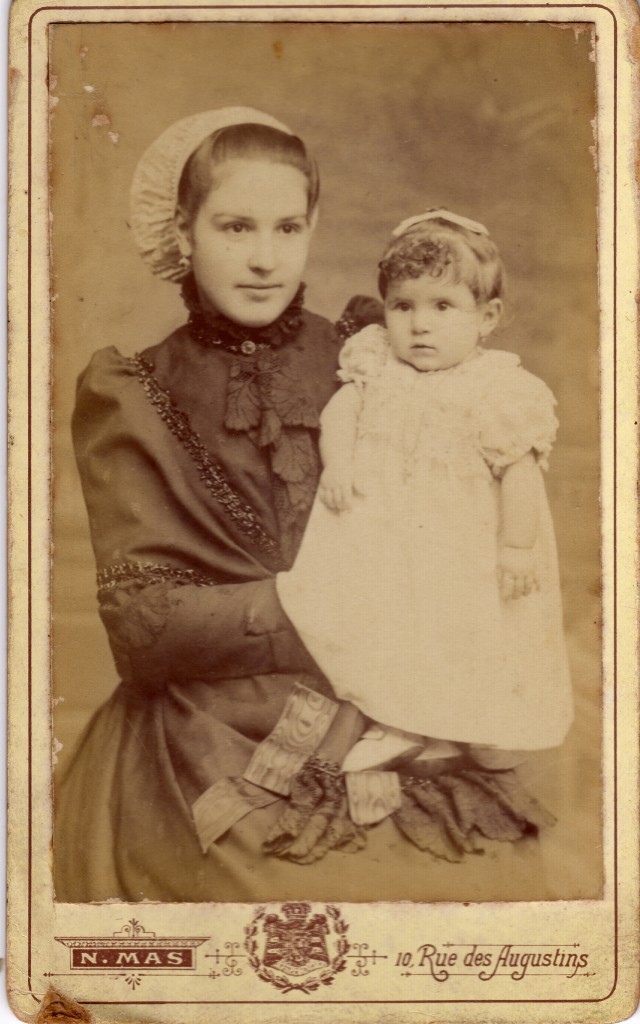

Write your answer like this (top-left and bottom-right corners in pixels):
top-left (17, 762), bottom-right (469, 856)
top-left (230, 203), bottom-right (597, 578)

top-left (384, 275), bottom-right (501, 372)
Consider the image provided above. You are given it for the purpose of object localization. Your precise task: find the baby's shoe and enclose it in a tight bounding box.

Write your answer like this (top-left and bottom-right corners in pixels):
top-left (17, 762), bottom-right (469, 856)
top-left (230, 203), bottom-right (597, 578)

top-left (341, 724), bottom-right (425, 772)
top-left (468, 744), bottom-right (526, 770)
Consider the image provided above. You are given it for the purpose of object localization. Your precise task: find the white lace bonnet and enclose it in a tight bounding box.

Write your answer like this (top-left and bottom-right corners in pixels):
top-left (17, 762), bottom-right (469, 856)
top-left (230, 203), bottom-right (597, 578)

top-left (129, 107), bottom-right (294, 282)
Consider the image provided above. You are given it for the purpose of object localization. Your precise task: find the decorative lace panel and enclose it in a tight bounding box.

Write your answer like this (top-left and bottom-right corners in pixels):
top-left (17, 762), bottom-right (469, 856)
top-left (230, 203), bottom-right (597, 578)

top-left (181, 272), bottom-right (305, 352)
top-left (352, 347), bottom-right (557, 483)
top-left (355, 363), bottom-right (494, 483)
top-left (132, 355), bottom-right (279, 560)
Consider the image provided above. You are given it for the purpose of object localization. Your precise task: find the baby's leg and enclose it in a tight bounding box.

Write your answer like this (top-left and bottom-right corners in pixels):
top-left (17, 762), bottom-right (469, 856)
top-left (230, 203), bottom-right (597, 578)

top-left (466, 744), bottom-right (527, 770)
top-left (301, 701), bottom-right (431, 771)
top-left (340, 722), bottom-right (427, 772)
top-left (337, 717), bottom-right (474, 771)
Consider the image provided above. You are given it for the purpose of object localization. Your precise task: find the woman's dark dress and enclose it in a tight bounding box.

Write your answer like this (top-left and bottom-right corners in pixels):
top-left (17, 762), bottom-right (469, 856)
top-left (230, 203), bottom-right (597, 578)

top-left (55, 309), bottom-right (550, 903)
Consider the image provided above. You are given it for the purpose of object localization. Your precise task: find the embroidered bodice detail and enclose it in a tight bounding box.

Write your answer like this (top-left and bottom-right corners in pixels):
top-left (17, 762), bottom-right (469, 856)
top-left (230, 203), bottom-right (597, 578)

top-left (176, 278), bottom-right (326, 560)
top-left (132, 354), bottom-right (280, 560)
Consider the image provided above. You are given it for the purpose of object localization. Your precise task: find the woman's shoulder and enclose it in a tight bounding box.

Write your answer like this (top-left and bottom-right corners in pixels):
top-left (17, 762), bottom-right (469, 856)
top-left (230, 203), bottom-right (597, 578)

top-left (76, 345), bottom-right (138, 399)
top-left (302, 295), bottom-right (386, 350)
top-left (73, 347), bottom-right (140, 448)
top-left (287, 310), bottom-right (342, 397)
top-left (74, 337), bottom-right (177, 436)
top-left (77, 330), bottom-right (186, 392)
top-left (79, 344), bottom-right (130, 376)
top-left (73, 333), bottom-right (192, 456)
top-left (300, 308), bottom-right (341, 347)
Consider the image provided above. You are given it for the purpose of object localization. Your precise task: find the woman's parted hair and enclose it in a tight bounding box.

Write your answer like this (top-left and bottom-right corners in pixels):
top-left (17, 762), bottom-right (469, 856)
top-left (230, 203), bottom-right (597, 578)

top-left (378, 218), bottom-right (505, 304)
top-left (177, 122), bottom-right (320, 223)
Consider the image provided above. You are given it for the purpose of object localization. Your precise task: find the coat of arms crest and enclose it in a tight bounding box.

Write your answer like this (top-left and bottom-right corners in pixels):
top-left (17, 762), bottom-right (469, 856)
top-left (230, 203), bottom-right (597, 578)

top-left (245, 903), bottom-right (349, 993)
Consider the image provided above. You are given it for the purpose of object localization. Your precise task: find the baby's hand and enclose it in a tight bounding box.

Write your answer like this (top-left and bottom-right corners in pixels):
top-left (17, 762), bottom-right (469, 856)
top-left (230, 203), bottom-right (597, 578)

top-left (319, 465), bottom-right (354, 511)
top-left (498, 546), bottom-right (539, 600)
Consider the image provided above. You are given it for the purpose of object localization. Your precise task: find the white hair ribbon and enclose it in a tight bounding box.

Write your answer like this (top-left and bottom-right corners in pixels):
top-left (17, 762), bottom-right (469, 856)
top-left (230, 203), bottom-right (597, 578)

top-left (391, 209), bottom-right (489, 238)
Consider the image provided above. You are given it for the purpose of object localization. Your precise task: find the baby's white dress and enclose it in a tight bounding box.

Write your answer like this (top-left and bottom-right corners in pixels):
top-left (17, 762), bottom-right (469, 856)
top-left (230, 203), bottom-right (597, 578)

top-left (277, 326), bottom-right (573, 751)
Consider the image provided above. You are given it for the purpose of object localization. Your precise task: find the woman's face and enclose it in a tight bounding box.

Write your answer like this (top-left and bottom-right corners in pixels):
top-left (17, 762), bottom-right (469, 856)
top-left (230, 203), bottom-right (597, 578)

top-left (176, 158), bottom-right (316, 328)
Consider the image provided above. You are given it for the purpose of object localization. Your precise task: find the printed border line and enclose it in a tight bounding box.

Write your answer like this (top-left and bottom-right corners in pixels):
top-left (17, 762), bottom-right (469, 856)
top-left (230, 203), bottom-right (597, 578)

top-left (27, 2), bottom-right (623, 11)
top-left (27, 4), bottom-right (34, 1002)
top-left (27, 2), bottom-right (618, 1007)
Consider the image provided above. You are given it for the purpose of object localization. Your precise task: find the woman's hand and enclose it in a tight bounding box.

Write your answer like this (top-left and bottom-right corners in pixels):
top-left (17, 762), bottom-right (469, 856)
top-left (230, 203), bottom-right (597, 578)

top-left (263, 756), bottom-right (366, 863)
top-left (498, 545), bottom-right (539, 600)
top-left (318, 465), bottom-right (355, 512)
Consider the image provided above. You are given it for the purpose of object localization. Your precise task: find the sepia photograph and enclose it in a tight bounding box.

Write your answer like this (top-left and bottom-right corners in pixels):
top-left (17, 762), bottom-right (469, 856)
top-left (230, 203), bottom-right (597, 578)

top-left (49, 19), bottom-right (601, 904)
top-left (7, 2), bottom-right (638, 1021)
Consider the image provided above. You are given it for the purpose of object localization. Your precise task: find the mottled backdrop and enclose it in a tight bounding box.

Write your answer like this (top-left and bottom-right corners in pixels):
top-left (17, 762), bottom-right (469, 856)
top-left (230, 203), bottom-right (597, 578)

top-left (50, 21), bottom-right (601, 897)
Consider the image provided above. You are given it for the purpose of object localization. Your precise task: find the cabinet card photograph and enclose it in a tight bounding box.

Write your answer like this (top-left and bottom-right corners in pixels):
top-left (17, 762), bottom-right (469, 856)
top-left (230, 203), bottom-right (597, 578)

top-left (7, 2), bottom-right (639, 1022)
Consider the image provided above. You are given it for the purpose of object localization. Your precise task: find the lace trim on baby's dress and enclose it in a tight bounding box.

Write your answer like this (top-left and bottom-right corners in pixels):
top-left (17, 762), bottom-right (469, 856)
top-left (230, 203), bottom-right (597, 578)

top-left (338, 333), bottom-right (491, 481)
top-left (338, 337), bottom-right (559, 480)
top-left (132, 354), bottom-right (280, 560)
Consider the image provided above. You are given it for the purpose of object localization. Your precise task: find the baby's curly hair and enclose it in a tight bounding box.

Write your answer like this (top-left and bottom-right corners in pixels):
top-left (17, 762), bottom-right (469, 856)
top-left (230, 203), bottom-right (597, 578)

top-left (378, 217), bottom-right (505, 304)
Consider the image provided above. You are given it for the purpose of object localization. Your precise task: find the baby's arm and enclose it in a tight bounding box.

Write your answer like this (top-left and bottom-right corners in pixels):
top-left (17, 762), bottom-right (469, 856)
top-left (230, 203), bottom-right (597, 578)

top-left (314, 701), bottom-right (368, 764)
top-left (499, 451), bottom-right (540, 600)
top-left (318, 384), bottom-right (362, 511)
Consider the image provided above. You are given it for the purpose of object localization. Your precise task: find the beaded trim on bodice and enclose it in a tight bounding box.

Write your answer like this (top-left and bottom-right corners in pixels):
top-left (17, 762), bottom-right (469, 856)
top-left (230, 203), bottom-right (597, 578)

top-left (132, 354), bottom-right (281, 561)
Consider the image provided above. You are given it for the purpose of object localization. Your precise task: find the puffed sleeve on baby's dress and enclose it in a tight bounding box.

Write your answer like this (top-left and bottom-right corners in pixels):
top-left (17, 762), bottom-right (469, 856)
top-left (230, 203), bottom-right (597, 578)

top-left (335, 324), bottom-right (390, 388)
top-left (477, 353), bottom-right (559, 474)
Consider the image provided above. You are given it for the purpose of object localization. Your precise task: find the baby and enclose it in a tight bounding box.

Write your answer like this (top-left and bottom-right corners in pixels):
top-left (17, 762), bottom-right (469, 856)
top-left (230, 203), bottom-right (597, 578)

top-left (277, 209), bottom-right (573, 771)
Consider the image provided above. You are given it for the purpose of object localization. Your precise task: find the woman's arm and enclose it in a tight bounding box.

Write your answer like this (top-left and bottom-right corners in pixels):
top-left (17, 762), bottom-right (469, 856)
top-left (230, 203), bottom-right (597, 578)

top-left (318, 384), bottom-right (362, 511)
top-left (498, 451), bottom-right (540, 600)
top-left (98, 576), bottom-right (322, 693)
top-left (73, 349), bottom-right (324, 693)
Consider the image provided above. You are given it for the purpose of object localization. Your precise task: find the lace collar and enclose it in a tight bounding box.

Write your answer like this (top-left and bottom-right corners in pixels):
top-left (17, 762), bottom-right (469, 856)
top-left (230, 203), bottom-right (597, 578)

top-left (180, 273), bottom-right (306, 355)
